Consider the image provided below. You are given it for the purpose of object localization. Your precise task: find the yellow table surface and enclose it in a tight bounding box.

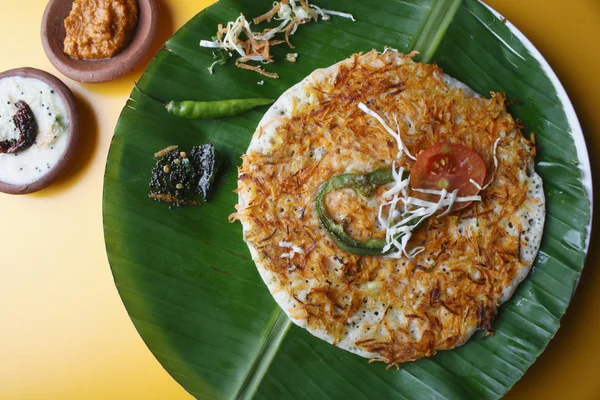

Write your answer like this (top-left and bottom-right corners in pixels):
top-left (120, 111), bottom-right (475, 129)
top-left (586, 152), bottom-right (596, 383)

top-left (0, 0), bottom-right (597, 399)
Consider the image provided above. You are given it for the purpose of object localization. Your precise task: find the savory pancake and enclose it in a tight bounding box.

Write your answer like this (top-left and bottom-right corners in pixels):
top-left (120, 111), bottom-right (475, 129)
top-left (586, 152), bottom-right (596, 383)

top-left (233, 50), bottom-right (545, 365)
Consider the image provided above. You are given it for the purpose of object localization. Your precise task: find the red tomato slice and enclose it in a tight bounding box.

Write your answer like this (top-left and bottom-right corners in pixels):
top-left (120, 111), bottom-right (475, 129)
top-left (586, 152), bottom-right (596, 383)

top-left (410, 142), bottom-right (486, 211)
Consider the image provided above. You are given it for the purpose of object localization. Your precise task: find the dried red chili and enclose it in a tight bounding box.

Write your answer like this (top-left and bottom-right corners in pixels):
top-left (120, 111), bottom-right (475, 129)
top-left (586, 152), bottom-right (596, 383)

top-left (0, 100), bottom-right (38, 154)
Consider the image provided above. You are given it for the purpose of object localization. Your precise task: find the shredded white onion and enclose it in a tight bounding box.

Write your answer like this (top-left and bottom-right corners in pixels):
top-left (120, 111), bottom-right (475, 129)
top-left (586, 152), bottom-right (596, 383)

top-left (411, 187), bottom-right (446, 195)
top-left (199, 40), bottom-right (224, 48)
top-left (309, 4), bottom-right (330, 20)
top-left (358, 103), bottom-right (416, 160)
top-left (438, 190), bottom-right (458, 217)
top-left (406, 193), bottom-right (481, 207)
top-left (469, 178), bottom-right (483, 191)
top-left (380, 46), bottom-right (398, 55)
top-left (481, 137), bottom-right (502, 190)
top-left (393, 115), bottom-right (416, 160)
top-left (276, 3), bottom-right (293, 20)
top-left (254, 18), bottom-right (291, 40)
top-left (221, 15), bottom-right (247, 57)
top-left (244, 55), bottom-right (267, 62)
top-left (382, 171), bottom-right (409, 198)
top-left (294, 8), bottom-right (310, 20)
top-left (411, 187), bottom-right (482, 202)
top-left (310, 5), bottom-right (355, 21)
top-left (279, 241), bottom-right (304, 258)
top-left (290, 21), bottom-right (300, 35)
top-left (379, 165), bottom-right (483, 259)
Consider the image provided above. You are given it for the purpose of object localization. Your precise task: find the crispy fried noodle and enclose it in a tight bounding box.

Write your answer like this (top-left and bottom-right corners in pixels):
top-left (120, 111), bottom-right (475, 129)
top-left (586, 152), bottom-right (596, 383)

top-left (232, 50), bottom-right (545, 366)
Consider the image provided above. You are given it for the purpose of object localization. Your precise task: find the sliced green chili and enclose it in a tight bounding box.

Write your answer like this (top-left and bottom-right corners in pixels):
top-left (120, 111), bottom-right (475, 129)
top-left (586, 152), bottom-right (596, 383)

top-left (135, 83), bottom-right (274, 120)
top-left (314, 167), bottom-right (410, 255)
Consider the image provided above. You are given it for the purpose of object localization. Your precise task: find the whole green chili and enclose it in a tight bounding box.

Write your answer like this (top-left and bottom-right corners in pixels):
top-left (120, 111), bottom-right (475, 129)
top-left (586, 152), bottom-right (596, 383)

top-left (314, 167), bottom-right (406, 255)
top-left (134, 83), bottom-right (274, 120)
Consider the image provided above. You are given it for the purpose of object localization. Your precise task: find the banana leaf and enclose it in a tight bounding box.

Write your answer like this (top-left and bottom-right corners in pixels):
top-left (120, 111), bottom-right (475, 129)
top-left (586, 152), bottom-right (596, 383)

top-left (103, 0), bottom-right (592, 398)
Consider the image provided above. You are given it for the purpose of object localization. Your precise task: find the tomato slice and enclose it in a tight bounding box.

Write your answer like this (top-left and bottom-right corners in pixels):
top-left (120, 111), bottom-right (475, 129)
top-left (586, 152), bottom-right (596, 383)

top-left (410, 142), bottom-right (486, 211)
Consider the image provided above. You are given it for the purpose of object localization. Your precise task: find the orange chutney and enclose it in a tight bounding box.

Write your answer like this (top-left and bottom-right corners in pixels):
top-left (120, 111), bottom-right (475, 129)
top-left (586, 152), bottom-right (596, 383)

top-left (63, 0), bottom-right (138, 60)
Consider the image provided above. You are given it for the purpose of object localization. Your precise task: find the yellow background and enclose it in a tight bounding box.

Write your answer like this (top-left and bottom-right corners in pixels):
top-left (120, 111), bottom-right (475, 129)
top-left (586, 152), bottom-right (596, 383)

top-left (0, 0), bottom-right (597, 399)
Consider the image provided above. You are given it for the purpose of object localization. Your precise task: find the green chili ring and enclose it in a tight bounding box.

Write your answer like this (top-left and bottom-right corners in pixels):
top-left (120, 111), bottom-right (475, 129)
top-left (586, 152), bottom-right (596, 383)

top-left (314, 167), bottom-right (410, 255)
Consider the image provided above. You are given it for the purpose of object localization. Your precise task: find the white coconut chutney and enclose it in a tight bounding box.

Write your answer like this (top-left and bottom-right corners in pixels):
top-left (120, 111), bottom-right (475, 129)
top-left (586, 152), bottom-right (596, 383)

top-left (0, 76), bottom-right (69, 185)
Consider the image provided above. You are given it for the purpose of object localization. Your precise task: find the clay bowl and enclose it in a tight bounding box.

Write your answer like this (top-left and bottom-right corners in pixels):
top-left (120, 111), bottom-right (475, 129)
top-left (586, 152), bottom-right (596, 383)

top-left (41, 0), bottom-right (160, 83)
top-left (0, 68), bottom-right (80, 195)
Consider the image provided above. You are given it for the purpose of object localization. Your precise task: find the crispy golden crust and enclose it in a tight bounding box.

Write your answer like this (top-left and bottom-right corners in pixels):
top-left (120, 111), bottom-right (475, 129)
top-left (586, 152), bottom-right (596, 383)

top-left (234, 51), bottom-right (542, 365)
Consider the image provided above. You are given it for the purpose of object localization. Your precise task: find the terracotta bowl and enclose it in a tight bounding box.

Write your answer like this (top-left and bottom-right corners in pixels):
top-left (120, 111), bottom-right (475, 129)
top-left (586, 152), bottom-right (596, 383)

top-left (0, 68), bottom-right (80, 195)
top-left (41, 0), bottom-right (160, 83)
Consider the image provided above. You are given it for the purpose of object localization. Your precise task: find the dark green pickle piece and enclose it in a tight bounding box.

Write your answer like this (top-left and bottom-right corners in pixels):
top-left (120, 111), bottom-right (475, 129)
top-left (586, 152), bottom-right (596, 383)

top-left (149, 144), bottom-right (218, 207)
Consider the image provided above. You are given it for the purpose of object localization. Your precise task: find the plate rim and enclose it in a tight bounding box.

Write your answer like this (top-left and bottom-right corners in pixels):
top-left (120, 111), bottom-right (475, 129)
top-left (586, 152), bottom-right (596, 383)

top-left (480, 0), bottom-right (593, 251)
